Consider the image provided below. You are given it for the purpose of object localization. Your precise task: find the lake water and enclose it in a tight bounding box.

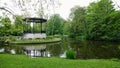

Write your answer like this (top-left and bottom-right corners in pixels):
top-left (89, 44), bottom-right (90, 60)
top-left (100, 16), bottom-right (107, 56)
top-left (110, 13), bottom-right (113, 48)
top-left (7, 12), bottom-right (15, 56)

top-left (0, 38), bottom-right (120, 59)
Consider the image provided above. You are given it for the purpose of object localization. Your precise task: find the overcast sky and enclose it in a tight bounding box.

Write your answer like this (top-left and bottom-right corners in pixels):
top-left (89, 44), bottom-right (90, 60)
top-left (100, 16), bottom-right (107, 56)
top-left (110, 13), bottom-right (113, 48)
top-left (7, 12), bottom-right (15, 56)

top-left (57, 0), bottom-right (97, 19)
top-left (57, 0), bottom-right (120, 19)
top-left (0, 0), bottom-right (120, 19)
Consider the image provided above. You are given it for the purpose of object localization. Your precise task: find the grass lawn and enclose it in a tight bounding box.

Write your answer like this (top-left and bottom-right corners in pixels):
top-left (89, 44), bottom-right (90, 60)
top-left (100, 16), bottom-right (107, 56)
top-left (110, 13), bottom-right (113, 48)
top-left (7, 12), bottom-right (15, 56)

top-left (0, 54), bottom-right (120, 68)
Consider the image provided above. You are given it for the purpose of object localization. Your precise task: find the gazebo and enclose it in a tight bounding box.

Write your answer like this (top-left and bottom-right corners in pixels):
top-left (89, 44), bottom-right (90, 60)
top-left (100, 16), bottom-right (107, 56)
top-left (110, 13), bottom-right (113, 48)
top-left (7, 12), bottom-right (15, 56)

top-left (22, 18), bottom-right (47, 39)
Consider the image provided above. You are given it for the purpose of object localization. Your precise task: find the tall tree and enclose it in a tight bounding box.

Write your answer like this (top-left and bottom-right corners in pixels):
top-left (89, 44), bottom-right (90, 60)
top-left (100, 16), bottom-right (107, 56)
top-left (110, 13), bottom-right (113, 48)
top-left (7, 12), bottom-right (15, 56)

top-left (100, 11), bottom-right (120, 41)
top-left (1, 17), bottom-right (12, 36)
top-left (63, 20), bottom-right (70, 35)
top-left (12, 15), bottom-right (23, 36)
top-left (87, 0), bottom-right (115, 40)
top-left (69, 6), bottom-right (87, 39)
top-left (46, 14), bottom-right (64, 35)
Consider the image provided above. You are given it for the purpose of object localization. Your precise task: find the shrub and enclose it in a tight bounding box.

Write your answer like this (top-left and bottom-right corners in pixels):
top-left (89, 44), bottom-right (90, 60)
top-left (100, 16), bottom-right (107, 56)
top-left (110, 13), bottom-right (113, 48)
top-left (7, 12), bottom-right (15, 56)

top-left (111, 58), bottom-right (120, 62)
top-left (66, 50), bottom-right (76, 59)
top-left (9, 36), bottom-right (18, 41)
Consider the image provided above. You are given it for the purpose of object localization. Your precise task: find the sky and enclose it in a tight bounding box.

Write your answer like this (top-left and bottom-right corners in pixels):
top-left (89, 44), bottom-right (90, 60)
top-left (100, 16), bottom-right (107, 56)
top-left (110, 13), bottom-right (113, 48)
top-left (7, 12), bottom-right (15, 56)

top-left (0, 0), bottom-right (120, 20)
top-left (57, 0), bottom-right (97, 19)
top-left (57, 0), bottom-right (120, 19)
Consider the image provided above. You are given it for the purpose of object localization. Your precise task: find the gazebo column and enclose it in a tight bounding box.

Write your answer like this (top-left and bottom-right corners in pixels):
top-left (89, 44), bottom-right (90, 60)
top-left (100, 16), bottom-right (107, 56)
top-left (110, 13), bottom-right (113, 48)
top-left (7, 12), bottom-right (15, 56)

top-left (26, 23), bottom-right (28, 33)
top-left (25, 22), bottom-right (27, 33)
top-left (32, 23), bottom-right (34, 33)
top-left (30, 22), bottom-right (32, 33)
top-left (25, 21), bottom-right (27, 33)
top-left (41, 23), bottom-right (42, 33)
top-left (27, 23), bottom-right (28, 33)
top-left (45, 23), bottom-right (46, 33)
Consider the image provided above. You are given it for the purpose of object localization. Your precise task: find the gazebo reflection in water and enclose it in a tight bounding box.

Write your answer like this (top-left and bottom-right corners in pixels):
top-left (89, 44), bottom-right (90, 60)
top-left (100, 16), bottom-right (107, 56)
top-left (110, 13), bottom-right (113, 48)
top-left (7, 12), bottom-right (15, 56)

top-left (23, 45), bottom-right (51, 57)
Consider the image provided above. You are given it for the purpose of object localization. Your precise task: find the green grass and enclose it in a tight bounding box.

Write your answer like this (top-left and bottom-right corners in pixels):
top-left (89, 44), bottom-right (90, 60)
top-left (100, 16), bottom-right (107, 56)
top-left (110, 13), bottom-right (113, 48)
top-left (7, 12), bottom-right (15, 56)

top-left (11, 38), bottom-right (61, 44)
top-left (0, 54), bottom-right (120, 68)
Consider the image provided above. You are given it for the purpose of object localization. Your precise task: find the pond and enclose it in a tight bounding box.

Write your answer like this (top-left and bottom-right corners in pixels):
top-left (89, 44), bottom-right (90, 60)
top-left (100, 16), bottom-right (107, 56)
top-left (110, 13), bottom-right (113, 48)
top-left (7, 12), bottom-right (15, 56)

top-left (0, 38), bottom-right (120, 59)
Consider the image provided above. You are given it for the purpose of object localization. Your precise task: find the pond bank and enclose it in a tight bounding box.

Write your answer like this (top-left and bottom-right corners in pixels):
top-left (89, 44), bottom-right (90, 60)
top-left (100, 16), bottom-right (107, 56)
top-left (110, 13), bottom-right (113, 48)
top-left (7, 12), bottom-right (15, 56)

top-left (10, 38), bottom-right (61, 45)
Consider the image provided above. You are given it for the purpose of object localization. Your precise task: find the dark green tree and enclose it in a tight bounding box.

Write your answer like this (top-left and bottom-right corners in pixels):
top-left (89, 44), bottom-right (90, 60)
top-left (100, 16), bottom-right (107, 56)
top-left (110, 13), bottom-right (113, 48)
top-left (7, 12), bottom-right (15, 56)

top-left (100, 11), bottom-right (120, 41)
top-left (87, 0), bottom-right (115, 40)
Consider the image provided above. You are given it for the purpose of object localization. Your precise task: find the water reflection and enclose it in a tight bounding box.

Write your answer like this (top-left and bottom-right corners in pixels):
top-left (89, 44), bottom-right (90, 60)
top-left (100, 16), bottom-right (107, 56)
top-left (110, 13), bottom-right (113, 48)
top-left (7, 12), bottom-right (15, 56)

top-left (0, 48), bottom-right (5, 52)
top-left (66, 40), bottom-right (120, 59)
top-left (0, 39), bottom-right (120, 59)
top-left (10, 49), bottom-right (16, 54)
top-left (0, 45), bottom-right (23, 54)
top-left (23, 45), bottom-right (50, 57)
top-left (60, 51), bottom-right (66, 58)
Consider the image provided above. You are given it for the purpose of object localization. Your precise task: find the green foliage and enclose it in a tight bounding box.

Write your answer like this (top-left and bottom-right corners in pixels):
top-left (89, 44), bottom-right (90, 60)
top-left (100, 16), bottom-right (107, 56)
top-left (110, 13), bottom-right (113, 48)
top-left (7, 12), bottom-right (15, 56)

top-left (0, 16), bottom-right (24, 36)
top-left (87, 0), bottom-right (115, 40)
top-left (0, 17), bottom-right (12, 36)
top-left (63, 21), bottom-right (70, 35)
top-left (1, 36), bottom-right (11, 45)
top-left (47, 14), bottom-right (64, 35)
top-left (66, 50), bottom-right (76, 59)
top-left (12, 15), bottom-right (24, 36)
top-left (110, 58), bottom-right (120, 62)
top-left (69, 6), bottom-right (87, 39)
top-left (100, 11), bottom-right (120, 41)
top-left (9, 36), bottom-right (18, 41)
top-left (68, 0), bottom-right (119, 41)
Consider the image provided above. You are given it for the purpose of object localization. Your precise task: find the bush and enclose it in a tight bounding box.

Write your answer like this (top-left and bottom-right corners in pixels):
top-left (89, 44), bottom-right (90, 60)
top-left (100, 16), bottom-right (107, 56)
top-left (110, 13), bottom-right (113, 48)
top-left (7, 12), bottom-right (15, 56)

top-left (46, 36), bottom-right (53, 39)
top-left (9, 36), bottom-right (18, 41)
top-left (47, 35), bottom-right (61, 39)
top-left (66, 50), bottom-right (76, 59)
top-left (111, 58), bottom-right (120, 62)
top-left (54, 35), bottom-right (61, 38)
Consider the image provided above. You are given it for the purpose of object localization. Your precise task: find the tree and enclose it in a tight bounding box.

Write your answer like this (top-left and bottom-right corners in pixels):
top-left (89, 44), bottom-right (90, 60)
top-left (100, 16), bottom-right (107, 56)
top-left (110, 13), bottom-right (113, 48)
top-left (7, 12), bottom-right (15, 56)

top-left (87, 0), bottom-right (115, 40)
top-left (63, 20), bottom-right (70, 35)
top-left (1, 17), bottom-right (12, 36)
top-left (100, 11), bottom-right (120, 41)
top-left (12, 15), bottom-right (24, 36)
top-left (46, 14), bottom-right (64, 35)
top-left (69, 6), bottom-right (87, 39)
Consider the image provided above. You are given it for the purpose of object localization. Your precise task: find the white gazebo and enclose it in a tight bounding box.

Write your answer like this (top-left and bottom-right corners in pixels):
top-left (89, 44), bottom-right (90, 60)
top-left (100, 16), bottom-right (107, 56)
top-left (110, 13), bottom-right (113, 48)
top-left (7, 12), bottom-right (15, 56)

top-left (22, 18), bottom-right (47, 39)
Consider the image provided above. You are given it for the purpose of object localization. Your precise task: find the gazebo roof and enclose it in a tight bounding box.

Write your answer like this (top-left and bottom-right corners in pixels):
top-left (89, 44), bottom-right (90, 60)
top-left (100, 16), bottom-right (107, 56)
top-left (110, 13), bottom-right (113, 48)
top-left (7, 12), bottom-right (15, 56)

top-left (23, 18), bottom-right (47, 23)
